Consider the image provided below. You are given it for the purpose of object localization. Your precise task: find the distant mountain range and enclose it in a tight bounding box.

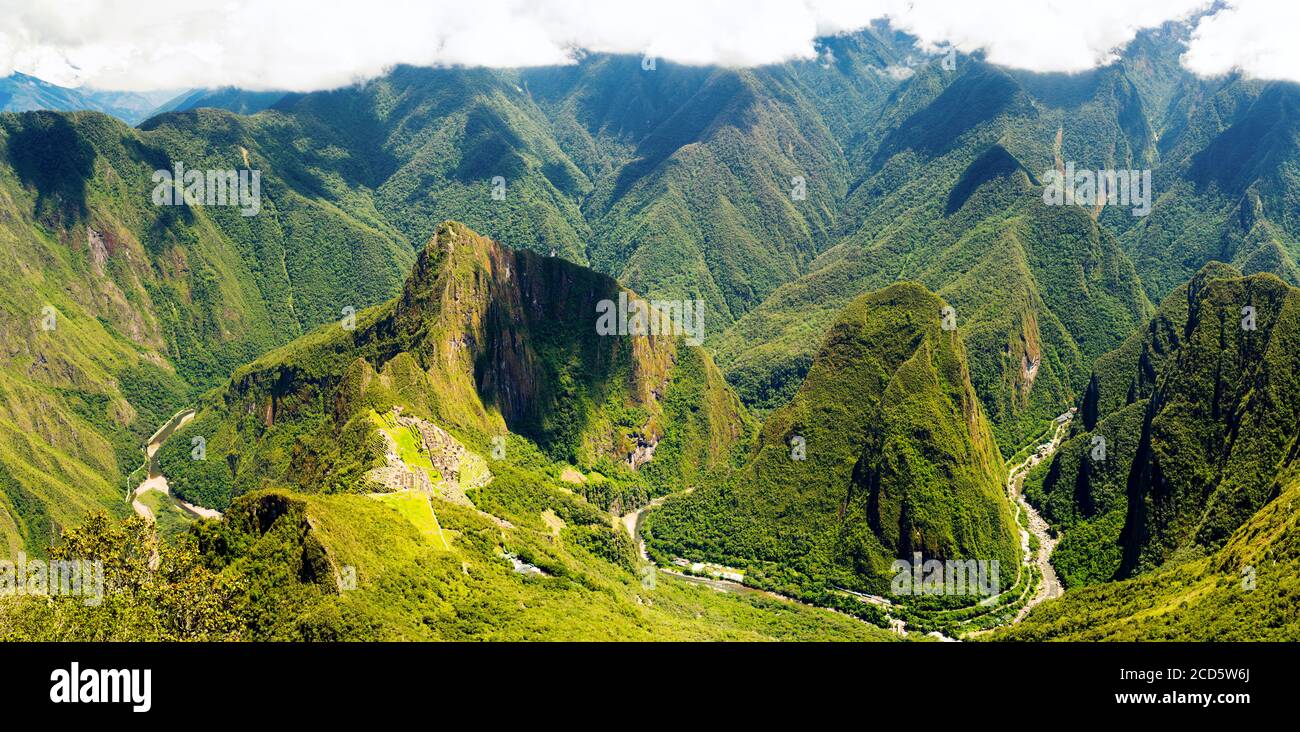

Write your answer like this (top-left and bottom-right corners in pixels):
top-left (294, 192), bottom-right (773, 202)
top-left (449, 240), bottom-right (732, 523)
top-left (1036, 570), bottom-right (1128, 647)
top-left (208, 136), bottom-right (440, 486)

top-left (147, 87), bottom-right (287, 118)
top-left (0, 72), bottom-right (179, 125)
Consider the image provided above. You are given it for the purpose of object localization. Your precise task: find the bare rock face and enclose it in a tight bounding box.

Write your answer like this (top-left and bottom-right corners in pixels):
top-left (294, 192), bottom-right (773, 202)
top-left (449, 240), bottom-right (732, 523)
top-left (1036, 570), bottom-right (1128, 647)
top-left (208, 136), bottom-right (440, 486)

top-left (185, 222), bottom-right (748, 507)
top-left (627, 435), bottom-right (658, 470)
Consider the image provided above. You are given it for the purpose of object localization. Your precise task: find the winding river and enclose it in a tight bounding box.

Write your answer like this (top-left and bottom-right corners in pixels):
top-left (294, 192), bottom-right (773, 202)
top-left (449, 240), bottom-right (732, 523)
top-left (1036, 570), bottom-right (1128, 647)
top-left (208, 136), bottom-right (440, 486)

top-left (621, 412), bottom-right (1075, 637)
top-left (129, 409), bottom-right (222, 521)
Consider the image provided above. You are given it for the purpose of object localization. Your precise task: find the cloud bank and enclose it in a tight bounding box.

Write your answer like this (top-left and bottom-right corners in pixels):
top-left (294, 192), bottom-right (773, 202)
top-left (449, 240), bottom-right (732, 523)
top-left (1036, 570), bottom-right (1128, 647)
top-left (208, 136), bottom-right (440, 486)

top-left (0, 0), bottom-right (1291, 92)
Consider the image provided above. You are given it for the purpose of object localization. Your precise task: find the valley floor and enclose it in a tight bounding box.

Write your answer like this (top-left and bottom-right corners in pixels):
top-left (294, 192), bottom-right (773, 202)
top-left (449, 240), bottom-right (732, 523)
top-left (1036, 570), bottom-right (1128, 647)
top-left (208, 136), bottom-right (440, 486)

top-left (128, 409), bottom-right (221, 523)
top-left (635, 412), bottom-right (1078, 640)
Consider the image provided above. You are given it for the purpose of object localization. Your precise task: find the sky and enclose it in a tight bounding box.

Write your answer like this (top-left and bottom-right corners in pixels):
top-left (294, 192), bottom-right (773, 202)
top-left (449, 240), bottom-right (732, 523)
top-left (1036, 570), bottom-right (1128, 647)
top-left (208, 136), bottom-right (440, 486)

top-left (0, 0), bottom-right (1293, 92)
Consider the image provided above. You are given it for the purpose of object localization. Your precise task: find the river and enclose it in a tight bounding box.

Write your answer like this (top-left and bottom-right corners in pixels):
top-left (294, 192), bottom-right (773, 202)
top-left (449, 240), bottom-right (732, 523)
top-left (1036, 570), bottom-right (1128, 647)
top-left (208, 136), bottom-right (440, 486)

top-left (129, 409), bottom-right (222, 521)
top-left (1009, 416), bottom-right (1070, 621)
top-left (622, 412), bottom-right (1076, 638)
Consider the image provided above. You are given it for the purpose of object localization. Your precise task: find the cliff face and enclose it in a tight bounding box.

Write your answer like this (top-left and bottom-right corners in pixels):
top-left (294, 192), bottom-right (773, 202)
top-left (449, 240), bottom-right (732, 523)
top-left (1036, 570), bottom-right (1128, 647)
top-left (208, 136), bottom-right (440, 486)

top-left (164, 221), bottom-right (749, 508)
top-left (389, 221), bottom-right (682, 454)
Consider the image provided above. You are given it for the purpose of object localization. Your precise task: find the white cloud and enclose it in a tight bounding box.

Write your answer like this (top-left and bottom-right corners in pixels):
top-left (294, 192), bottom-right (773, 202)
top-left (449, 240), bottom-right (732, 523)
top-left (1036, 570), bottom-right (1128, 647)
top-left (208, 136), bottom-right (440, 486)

top-left (878, 0), bottom-right (1211, 72)
top-left (1181, 1), bottom-right (1300, 82)
top-left (0, 0), bottom-right (1293, 93)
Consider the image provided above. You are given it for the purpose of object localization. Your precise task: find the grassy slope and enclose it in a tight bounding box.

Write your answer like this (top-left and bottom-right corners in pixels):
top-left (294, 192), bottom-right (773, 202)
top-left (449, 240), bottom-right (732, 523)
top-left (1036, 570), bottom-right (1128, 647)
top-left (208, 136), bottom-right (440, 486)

top-left (291, 482), bottom-right (896, 641)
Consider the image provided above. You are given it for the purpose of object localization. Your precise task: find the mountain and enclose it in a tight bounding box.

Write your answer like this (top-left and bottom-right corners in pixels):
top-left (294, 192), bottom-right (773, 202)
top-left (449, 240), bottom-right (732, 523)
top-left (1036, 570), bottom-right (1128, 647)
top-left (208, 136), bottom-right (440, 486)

top-left (1, 223), bottom-right (881, 642)
top-left (644, 282), bottom-right (1019, 600)
top-left (147, 87), bottom-right (288, 119)
top-left (0, 108), bottom-right (416, 555)
top-left (1125, 78), bottom-right (1300, 298)
top-left (528, 31), bottom-right (910, 328)
top-left (3, 20), bottom-right (1300, 643)
top-left (3, 34), bottom-right (1204, 472)
top-left (1, 73), bottom-right (94, 114)
top-left (1024, 264), bottom-right (1300, 588)
top-left (716, 61), bottom-right (1154, 452)
top-left (0, 73), bottom-right (177, 125)
top-left (263, 66), bottom-right (598, 265)
top-left (241, 33), bottom-right (912, 332)
top-left (156, 221), bottom-right (750, 511)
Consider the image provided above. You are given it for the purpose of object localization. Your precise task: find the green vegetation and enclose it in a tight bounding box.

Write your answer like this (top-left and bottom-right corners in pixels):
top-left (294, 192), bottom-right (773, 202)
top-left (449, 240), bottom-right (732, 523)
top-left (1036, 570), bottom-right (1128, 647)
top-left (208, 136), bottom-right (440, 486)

top-left (644, 282), bottom-right (1019, 605)
top-left (1027, 264), bottom-right (1300, 588)
top-left (0, 513), bottom-right (243, 641)
top-left (371, 491), bottom-right (450, 550)
top-left (134, 491), bottom-right (196, 542)
top-left (158, 222), bottom-right (748, 511)
top-left (0, 107), bottom-right (415, 554)
top-left (717, 62), bottom-right (1154, 454)
top-left (4, 24), bottom-right (1300, 642)
top-left (1125, 82), bottom-right (1300, 300)
top-left (369, 411), bottom-right (437, 475)
top-left (0, 217), bottom-right (894, 641)
top-left (2, 480), bottom-right (901, 641)
top-left (1000, 470), bottom-right (1300, 640)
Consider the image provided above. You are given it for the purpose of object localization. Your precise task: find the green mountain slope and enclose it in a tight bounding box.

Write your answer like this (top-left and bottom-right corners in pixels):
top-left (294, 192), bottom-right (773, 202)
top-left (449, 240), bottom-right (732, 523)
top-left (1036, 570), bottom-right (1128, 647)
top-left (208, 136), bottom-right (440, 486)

top-left (255, 66), bottom-right (595, 264)
top-left (644, 282), bottom-right (1018, 598)
top-left (521, 28), bottom-right (914, 329)
top-left (1025, 264), bottom-right (1300, 587)
top-left (999, 467), bottom-right (1300, 641)
top-left (718, 62), bottom-right (1154, 450)
top-left (158, 221), bottom-right (750, 511)
top-left (1126, 79), bottom-right (1300, 298)
top-left (2, 222), bottom-right (894, 641)
top-left (0, 109), bottom-right (415, 555)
